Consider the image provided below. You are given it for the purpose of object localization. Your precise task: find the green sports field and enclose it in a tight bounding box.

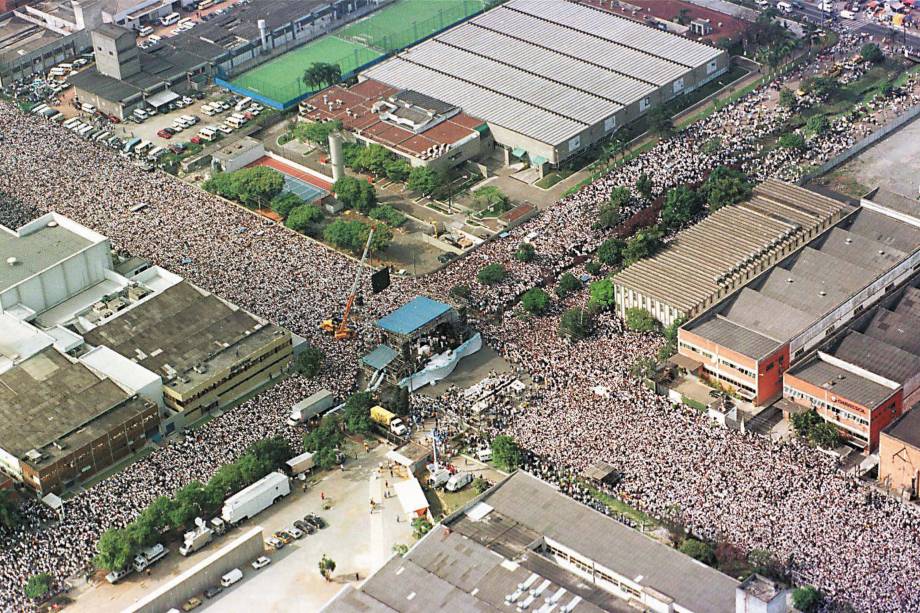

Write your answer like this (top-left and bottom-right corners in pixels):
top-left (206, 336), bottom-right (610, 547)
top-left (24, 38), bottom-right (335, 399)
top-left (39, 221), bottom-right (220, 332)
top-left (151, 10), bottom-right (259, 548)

top-left (229, 0), bottom-right (487, 107)
top-left (230, 36), bottom-right (382, 103)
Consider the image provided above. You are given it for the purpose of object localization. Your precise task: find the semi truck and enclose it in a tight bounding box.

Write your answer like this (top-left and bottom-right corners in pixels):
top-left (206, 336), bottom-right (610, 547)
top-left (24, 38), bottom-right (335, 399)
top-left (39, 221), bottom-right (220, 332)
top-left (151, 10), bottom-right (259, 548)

top-left (287, 390), bottom-right (335, 426)
top-left (370, 405), bottom-right (408, 436)
top-left (284, 451), bottom-right (315, 476)
top-left (179, 518), bottom-right (213, 556)
top-left (132, 543), bottom-right (167, 572)
top-left (221, 471), bottom-right (290, 525)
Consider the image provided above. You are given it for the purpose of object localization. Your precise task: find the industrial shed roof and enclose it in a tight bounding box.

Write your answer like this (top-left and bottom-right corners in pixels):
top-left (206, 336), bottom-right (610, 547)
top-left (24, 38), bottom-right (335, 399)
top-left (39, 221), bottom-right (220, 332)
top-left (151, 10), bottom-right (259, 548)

top-left (786, 357), bottom-right (896, 410)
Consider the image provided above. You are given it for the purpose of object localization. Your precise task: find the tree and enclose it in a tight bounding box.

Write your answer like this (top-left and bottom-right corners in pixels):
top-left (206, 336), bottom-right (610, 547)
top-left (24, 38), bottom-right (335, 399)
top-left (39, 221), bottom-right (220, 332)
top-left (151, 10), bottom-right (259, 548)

top-left (778, 88), bottom-right (796, 108)
top-left (792, 586), bottom-right (823, 612)
top-left (0, 489), bottom-right (19, 531)
top-left (285, 205), bottom-right (324, 234)
top-left (369, 204), bottom-right (406, 227)
top-left (127, 513), bottom-right (160, 549)
top-left (648, 105), bottom-right (673, 137)
top-left (625, 307), bottom-right (659, 333)
top-left (318, 554), bottom-right (337, 580)
top-left (623, 227), bottom-right (662, 265)
top-left (810, 421), bottom-right (841, 449)
top-left (23, 573), bottom-right (52, 601)
top-left (169, 481), bottom-right (210, 530)
top-left (702, 137), bottom-right (722, 156)
top-left (324, 219), bottom-right (391, 255)
top-left (515, 242), bottom-right (536, 263)
top-left (703, 166), bottom-right (752, 210)
top-left (598, 238), bottom-right (626, 267)
top-left (805, 115), bottom-right (828, 136)
top-left (658, 316), bottom-right (686, 360)
top-left (95, 528), bottom-right (136, 571)
top-left (407, 166), bottom-right (442, 195)
top-left (790, 409), bottom-right (823, 438)
top-left (385, 159), bottom-right (411, 182)
top-left (608, 186), bottom-right (632, 208)
top-left (450, 284), bottom-right (471, 301)
top-left (270, 192), bottom-right (303, 219)
top-left (343, 391), bottom-right (374, 434)
top-left (521, 287), bottom-right (550, 315)
top-left (352, 144), bottom-right (393, 176)
top-left (207, 463), bottom-right (245, 501)
top-left (334, 176), bottom-right (377, 214)
top-left (661, 186), bottom-right (703, 230)
top-left (585, 260), bottom-right (602, 276)
top-left (491, 435), bottom-right (523, 471)
top-left (630, 356), bottom-right (658, 380)
top-left (144, 496), bottom-right (172, 535)
top-left (477, 263), bottom-right (506, 285)
top-left (304, 415), bottom-right (344, 469)
top-left (471, 186), bottom-right (510, 214)
top-left (748, 549), bottom-right (781, 579)
top-left (472, 477), bottom-right (490, 494)
top-left (555, 273), bottom-right (582, 299)
top-left (295, 345), bottom-right (325, 378)
top-left (595, 204), bottom-right (623, 231)
top-left (635, 173), bottom-right (653, 201)
top-left (804, 76), bottom-right (837, 99)
top-left (860, 42), bottom-right (884, 64)
top-left (294, 119), bottom-right (342, 147)
top-left (303, 62), bottom-right (342, 90)
top-left (236, 167), bottom-right (285, 208)
top-left (589, 279), bottom-right (615, 311)
top-left (878, 79), bottom-right (894, 99)
top-left (559, 307), bottom-right (593, 340)
top-left (679, 539), bottom-right (715, 565)
top-left (411, 517), bottom-right (433, 540)
top-left (392, 543), bottom-right (409, 557)
top-left (247, 437), bottom-right (293, 469)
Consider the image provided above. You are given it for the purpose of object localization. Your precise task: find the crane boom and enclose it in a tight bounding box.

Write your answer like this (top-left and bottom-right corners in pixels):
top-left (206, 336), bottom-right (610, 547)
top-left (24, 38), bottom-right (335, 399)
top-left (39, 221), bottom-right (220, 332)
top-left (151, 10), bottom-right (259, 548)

top-left (334, 227), bottom-right (375, 339)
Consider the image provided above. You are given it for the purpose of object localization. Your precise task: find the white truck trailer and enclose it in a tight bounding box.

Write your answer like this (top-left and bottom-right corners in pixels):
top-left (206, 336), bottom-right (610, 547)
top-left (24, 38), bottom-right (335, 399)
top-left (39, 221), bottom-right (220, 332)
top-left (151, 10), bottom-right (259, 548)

top-left (221, 471), bottom-right (290, 525)
top-left (284, 451), bottom-right (315, 476)
top-left (287, 390), bottom-right (334, 426)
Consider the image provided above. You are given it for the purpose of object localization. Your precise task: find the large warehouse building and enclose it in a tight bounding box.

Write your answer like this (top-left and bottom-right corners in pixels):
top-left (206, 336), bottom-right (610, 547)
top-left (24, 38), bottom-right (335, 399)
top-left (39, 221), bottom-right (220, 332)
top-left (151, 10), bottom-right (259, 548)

top-left (360, 0), bottom-right (728, 167)
top-left (613, 180), bottom-right (852, 327)
top-left (678, 194), bottom-right (920, 406)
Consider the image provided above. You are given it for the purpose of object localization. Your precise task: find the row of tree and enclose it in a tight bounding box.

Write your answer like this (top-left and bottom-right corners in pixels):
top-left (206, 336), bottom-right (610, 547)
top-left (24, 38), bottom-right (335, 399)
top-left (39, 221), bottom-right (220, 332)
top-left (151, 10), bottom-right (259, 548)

top-left (95, 438), bottom-right (292, 572)
top-left (202, 166), bottom-right (285, 209)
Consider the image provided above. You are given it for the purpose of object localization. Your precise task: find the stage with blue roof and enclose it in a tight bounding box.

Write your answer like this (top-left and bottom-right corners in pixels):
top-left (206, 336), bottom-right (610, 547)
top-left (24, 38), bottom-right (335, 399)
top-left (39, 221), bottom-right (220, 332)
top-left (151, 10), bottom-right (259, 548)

top-left (375, 296), bottom-right (453, 337)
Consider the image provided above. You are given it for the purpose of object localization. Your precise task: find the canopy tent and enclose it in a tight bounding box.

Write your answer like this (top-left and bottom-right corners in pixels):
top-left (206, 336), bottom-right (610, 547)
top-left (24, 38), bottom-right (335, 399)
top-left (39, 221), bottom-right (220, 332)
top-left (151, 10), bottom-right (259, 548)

top-left (146, 89), bottom-right (179, 109)
top-left (394, 478), bottom-right (429, 518)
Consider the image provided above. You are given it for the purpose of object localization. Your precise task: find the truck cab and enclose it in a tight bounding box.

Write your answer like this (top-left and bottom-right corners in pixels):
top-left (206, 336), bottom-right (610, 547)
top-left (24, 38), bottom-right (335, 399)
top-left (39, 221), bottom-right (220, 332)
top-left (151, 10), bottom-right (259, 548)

top-left (389, 418), bottom-right (408, 436)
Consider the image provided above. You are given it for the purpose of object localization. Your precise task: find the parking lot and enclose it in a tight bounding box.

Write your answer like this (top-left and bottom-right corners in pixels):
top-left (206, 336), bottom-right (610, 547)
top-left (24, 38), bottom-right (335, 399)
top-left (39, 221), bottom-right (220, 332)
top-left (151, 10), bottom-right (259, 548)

top-left (69, 442), bottom-right (414, 613)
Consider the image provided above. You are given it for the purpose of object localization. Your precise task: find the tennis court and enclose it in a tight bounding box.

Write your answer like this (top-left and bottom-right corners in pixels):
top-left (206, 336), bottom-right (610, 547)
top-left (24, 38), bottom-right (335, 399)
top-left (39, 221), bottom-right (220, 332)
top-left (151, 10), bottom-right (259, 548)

top-left (247, 156), bottom-right (331, 203)
top-left (282, 174), bottom-right (327, 202)
top-left (230, 36), bottom-right (382, 105)
top-left (227, 0), bottom-right (487, 108)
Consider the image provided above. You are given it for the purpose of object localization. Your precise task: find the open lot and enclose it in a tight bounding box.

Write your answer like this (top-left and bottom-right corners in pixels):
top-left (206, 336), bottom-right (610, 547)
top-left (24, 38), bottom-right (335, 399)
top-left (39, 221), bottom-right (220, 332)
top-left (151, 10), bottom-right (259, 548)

top-left (68, 442), bottom-right (413, 613)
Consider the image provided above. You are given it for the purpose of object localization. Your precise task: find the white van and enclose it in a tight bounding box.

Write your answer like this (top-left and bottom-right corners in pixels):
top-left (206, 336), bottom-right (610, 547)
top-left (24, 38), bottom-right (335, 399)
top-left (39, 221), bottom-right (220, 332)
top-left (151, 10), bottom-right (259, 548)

top-left (80, 102), bottom-right (96, 114)
top-left (234, 96), bottom-right (252, 112)
top-left (31, 103), bottom-right (49, 114)
top-left (48, 67), bottom-right (68, 77)
top-left (840, 9), bottom-right (856, 19)
top-left (135, 140), bottom-right (153, 154)
top-left (138, 25), bottom-right (154, 37)
top-left (220, 568), bottom-right (243, 588)
top-left (161, 12), bottom-right (180, 26)
top-left (201, 104), bottom-right (218, 116)
top-left (226, 115), bottom-right (246, 129)
top-left (62, 118), bottom-right (81, 129)
top-left (198, 128), bottom-right (217, 142)
top-left (446, 472), bottom-right (473, 492)
top-left (777, 1), bottom-right (792, 13)
top-left (180, 114), bottom-right (199, 125)
top-left (148, 146), bottom-right (167, 160)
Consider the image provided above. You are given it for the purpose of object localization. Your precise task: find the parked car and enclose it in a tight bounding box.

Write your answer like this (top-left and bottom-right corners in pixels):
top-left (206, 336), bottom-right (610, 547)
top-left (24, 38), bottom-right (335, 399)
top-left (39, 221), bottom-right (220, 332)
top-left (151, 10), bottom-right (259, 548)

top-left (203, 586), bottom-right (223, 599)
top-left (288, 526), bottom-right (304, 539)
top-left (274, 530), bottom-right (294, 545)
top-left (251, 556), bottom-right (271, 570)
top-left (304, 513), bottom-right (326, 529)
top-left (217, 124), bottom-right (233, 134)
top-left (294, 519), bottom-right (316, 535)
top-left (157, 128), bottom-right (175, 139)
top-left (182, 598), bottom-right (202, 612)
top-left (266, 536), bottom-right (284, 550)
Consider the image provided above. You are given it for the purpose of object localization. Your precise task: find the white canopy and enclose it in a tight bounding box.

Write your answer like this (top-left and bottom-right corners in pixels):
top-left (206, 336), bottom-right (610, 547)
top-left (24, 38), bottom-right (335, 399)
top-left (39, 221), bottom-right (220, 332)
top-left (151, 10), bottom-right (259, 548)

top-left (394, 478), bottom-right (428, 516)
top-left (147, 89), bottom-right (179, 108)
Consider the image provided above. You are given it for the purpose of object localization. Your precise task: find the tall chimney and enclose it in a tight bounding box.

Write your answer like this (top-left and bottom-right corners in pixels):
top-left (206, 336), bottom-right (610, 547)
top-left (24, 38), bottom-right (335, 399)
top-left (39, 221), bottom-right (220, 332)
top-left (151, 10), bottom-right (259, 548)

top-left (328, 132), bottom-right (344, 182)
top-left (258, 19), bottom-right (268, 52)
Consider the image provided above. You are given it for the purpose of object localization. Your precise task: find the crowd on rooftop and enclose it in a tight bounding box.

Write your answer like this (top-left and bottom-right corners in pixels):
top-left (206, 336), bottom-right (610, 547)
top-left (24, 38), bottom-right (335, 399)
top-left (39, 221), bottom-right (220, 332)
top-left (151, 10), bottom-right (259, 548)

top-left (0, 23), bottom-right (918, 613)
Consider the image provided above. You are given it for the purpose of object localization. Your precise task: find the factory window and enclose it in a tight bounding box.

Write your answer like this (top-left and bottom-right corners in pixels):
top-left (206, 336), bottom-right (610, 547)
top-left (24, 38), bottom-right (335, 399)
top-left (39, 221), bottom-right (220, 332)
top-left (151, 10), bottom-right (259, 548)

top-left (707, 60), bottom-right (718, 74)
top-left (604, 116), bottom-right (616, 131)
top-left (640, 97), bottom-right (650, 112)
top-left (673, 78), bottom-right (684, 93)
top-left (568, 135), bottom-right (581, 151)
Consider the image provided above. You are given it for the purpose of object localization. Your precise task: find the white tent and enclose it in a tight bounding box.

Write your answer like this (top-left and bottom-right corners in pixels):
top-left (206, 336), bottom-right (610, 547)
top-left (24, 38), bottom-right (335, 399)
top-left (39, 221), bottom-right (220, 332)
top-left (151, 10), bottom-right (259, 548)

top-left (394, 478), bottom-right (428, 518)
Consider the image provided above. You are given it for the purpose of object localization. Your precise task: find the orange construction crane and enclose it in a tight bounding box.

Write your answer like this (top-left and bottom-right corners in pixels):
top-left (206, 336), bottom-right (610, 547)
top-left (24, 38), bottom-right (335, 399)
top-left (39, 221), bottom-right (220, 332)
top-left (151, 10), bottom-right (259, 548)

top-left (320, 226), bottom-right (375, 341)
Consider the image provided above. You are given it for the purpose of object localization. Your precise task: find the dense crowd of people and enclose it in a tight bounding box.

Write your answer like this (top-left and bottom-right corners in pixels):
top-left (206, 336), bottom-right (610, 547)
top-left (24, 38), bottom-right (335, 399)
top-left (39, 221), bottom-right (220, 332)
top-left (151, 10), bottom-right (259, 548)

top-left (0, 24), bottom-right (918, 613)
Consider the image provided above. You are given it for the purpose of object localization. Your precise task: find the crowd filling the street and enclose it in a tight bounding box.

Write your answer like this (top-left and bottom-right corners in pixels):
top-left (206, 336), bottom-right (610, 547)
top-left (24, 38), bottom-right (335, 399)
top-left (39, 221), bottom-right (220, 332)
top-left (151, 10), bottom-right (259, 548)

top-left (2, 18), bottom-right (920, 613)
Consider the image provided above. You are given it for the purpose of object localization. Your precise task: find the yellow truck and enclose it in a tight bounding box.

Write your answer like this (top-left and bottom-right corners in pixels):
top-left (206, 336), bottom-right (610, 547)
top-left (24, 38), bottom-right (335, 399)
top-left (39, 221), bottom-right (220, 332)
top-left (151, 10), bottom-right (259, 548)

top-left (370, 405), bottom-right (408, 436)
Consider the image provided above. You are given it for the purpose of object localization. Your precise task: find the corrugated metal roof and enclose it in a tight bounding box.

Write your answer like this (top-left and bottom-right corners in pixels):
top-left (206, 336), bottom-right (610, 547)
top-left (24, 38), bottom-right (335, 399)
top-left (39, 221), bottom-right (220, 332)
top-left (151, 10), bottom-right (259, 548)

top-left (362, 59), bottom-right (586, 144)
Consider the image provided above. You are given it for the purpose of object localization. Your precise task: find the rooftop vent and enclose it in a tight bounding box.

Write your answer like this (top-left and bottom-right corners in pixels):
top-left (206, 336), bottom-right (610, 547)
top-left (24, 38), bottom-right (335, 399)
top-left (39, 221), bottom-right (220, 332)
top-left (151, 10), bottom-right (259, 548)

top-left (787, 278), bottom-right (794, 283)
top-left (47, 220), bottom-right (58, 228)
top-left (878, 250), bottom-right (885, 255)
top-left (6, 257), bottom-right (17, 266)
top-left (819, 291), bottom-right (826, 296)
top-left (845, 237), bottom-right (852, 244)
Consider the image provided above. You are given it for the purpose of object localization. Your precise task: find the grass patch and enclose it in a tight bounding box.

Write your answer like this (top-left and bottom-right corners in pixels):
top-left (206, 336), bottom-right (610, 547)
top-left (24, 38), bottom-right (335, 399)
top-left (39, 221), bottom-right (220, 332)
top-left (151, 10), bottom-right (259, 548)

top-left (535, 169), bottom-right (573, 189)
top-left (588, 485), bottom-right (660, 531)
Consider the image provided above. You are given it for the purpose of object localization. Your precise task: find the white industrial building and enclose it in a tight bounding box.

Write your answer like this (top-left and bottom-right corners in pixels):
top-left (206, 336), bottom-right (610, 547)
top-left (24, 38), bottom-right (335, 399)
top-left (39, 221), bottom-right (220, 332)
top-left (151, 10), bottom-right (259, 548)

top-left (361, 0), bottom-right (728, 167)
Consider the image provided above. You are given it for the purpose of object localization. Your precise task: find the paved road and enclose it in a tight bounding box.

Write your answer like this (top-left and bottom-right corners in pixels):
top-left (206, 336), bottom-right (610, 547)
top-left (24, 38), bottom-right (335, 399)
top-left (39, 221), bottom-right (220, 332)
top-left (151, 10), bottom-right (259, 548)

top-left (787, 1), bottom-right (920, 48)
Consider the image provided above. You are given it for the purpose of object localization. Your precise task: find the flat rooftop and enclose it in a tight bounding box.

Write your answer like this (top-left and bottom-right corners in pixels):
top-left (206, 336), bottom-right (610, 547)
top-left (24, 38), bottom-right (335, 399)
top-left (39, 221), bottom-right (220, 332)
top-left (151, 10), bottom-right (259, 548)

top-left (301, 80), bottom-right (484, 158)
top-left (0, 218), bottom-right (97, 292)
top-left (884, 408), bottom-right (920, 450)
top-left (0, 14), bottom-right (66, 64)
top-left (179, 0), bottom-right (329, 48)
top-left (363, 0), bottom-right (723, 147)
top-left (786, 356), bottom-right (896, 410)
top-left (829, 332), bottom-right (920, 387)
top-left (376, 296), bottom-right (453, 336)
top-left (82, 281), bottom-right (286, 397)
top-left (0, 347), bottom-right (152, 462)
top-left (615, 180), bottom-right (851, 314)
